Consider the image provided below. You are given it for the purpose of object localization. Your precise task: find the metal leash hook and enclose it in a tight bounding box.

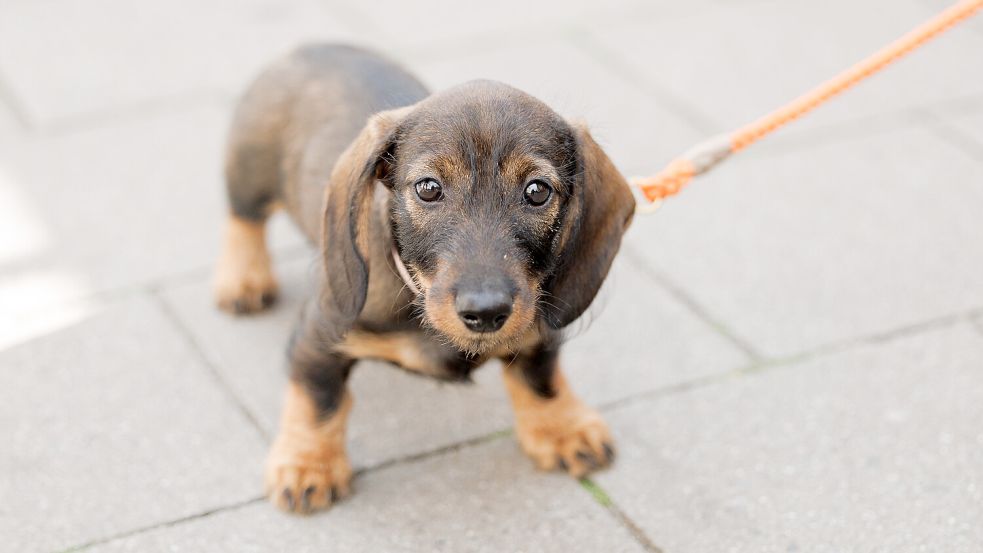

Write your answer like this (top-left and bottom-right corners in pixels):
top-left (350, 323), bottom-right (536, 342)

top-left (628, 183), bottom-right (664, 215)
top-left (632, 133), bottom-right (731, 215)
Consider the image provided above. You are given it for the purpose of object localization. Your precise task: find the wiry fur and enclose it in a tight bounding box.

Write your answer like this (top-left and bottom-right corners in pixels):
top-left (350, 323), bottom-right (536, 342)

top-left (216, 43), bottom-right (636, 514)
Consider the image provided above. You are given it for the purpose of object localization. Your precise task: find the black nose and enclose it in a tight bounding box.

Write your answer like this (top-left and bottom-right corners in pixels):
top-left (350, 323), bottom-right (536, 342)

top-left (455, 287), bottom-right (513, 333)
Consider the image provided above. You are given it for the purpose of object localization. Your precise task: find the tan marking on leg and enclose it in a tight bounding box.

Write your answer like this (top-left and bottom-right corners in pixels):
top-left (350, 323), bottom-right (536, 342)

top-left (213, 214), bottom-right (278, 314)
top-left (265, 381), bottom-right (353, 514)
top-left (503, 367), bottom-right (614, 477)
top-left (335, 330), bottom-right (445, 377)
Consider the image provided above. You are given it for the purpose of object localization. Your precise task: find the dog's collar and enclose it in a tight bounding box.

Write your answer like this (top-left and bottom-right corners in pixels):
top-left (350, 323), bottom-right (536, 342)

top-left (391, 246), bottom-right (422, 296)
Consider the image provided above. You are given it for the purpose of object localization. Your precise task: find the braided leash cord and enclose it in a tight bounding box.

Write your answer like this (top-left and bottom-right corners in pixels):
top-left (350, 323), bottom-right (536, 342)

top-left (633, 0), bottom-right (983, 213)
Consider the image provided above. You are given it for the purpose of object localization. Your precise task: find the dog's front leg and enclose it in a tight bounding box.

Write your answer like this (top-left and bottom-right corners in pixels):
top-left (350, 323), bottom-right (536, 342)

top-left (266, 303), bottom-right (355, 514)
top-left (503, 346), bottom-right (615, 477)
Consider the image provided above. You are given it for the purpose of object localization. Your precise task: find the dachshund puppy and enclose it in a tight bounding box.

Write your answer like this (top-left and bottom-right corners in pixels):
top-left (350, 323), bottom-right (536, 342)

top-left (214, 44), bottom-right (635, 513)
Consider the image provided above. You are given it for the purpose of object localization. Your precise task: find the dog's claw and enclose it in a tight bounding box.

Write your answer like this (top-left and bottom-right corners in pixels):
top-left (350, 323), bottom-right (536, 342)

top-left (602, 443), bottom-right (616, 463)
top-left (214, 216), bottom-right (278, 315)
top-left (265, 384), bottom-right (353, 515)
top-left (221, 289), bottom-right (277, 315)
top-left (270, 477), bottom-right (348, 514)
top-left (302, 486), bottom-right (315, 512)
top-left (514, 400), bottom-right (615, 478)
top-left (576, 449), bottom-right (600, 470)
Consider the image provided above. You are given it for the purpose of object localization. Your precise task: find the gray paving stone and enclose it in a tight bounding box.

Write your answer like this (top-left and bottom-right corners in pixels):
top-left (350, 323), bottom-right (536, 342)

top-left (0, 278), bottom-right (106, 353)
top-left (0, 103), bottom-right (305, 317)
top-left (411, 38), bottom-right (703, 176)
top-left (590, 0), bottom-right (983, 135)
top-left (594, 323), bottom-right (983, 553)
top-left (922, 0), bottom-right (983, 37)
top-left (945, 104), bottom-right (983, 146)
top-left (931, 99), bottom-right (983, 159)
top-left (0, 0), bottom-right (360, 125)
top-left (0, 95), bottom-right (19, 148)
top-left (159, 249), bottom-right (747, 468)
top-left (625, 126), bottom-right (983, 358)
top-left (87, 437), bottom-right (647, 553)
top-left (564, 258), bottom-right (751, 406)
top-left (340, 0), bottom-right (660, 51)
top-left (0, 296), bottom-right (266, 553)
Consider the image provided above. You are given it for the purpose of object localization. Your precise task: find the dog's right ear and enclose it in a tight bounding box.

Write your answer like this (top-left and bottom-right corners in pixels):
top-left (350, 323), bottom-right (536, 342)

top-left (321, 105), bottom-right (415, 328)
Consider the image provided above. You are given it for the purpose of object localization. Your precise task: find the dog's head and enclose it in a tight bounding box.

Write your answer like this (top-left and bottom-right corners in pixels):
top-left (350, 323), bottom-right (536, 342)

top-left (323, 80), bottom-right (635, 354)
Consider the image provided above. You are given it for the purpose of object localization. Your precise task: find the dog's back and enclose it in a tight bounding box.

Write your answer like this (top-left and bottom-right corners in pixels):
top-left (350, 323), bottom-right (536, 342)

top-left (225, 44), bottom-right (429, 240)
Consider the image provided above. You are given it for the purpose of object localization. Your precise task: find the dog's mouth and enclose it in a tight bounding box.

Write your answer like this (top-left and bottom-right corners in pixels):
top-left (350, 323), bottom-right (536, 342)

top-left (392, 246), bottom-right (538, 355)
top-left (432, 322), bottom-right (522, 357)
top-left (421, 290), bottom-right (538, 357)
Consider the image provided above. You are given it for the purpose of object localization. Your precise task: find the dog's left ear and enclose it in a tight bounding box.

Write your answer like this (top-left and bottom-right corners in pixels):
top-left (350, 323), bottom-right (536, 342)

top-left (543, 123), bottom-right (636, 329)
top-left (321, 105), bottom-right (414, 329)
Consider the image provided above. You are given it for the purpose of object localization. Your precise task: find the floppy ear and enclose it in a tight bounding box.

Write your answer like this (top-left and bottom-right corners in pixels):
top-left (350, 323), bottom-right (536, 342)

top-left (320, 106), bottom-right (413, 327)
top-left (543, 123), bottom-right (636, 329)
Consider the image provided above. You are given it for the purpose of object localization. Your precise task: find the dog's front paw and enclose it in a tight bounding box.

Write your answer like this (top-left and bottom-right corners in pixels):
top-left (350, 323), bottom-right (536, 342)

top-left (514, 402), bottom-right (615, 478)
top-left (265, 436), bottom-right (352, 514)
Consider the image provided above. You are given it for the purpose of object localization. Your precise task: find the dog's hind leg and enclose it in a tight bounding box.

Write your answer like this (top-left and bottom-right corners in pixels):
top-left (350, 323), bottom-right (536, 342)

top-left (213, 136), bottom-right (281, 314)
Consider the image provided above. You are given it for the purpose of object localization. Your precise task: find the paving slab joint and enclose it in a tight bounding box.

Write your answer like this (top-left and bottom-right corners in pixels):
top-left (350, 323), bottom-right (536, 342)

top-left (970, 312), bottom-right (983, 336)
top-left (355, 428), bottom-right (514, 476)
top-left (620, 246), bottom-right (764, 362)
top-left (915, 107), bottom-right (983, 162)
top-left (579, 477), bottom-right (664, 553)
top-left (0, 69), bottom-right (33, 130)
top-left (564, 27), bottom-right (720, 136)
top-left (601, 304), bottom-right (983, 415)
top-left (59, 496), bottom-right (264, 552)
top-left (150, 290), bottom-right (271, 442)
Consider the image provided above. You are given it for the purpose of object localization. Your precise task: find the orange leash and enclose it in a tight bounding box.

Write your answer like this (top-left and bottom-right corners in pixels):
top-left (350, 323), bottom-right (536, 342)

top-left (633, 0), bottom-right (983, 213)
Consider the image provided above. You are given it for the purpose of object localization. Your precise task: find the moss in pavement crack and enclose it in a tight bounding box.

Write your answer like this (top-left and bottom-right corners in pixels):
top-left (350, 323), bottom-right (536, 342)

top-left (579, 477), bottom-right (613, 507)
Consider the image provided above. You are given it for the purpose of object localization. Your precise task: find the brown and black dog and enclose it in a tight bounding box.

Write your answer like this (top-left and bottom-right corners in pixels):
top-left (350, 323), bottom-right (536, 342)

top-left (214, 44), bottom-right (635, 513)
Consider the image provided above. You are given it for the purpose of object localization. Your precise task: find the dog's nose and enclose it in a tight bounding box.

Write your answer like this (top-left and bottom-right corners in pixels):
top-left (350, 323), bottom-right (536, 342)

top-left (455, 287), bottom-right (512, 333)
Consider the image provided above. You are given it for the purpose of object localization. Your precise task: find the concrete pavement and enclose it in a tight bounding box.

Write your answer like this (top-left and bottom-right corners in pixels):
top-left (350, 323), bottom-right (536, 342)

top-left (1, 0), bottom-right (982, 551)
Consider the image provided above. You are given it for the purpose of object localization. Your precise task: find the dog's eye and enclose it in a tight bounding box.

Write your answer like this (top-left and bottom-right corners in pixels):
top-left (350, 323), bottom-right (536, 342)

top-left (524, 180), bottom-right (552, 206)
top-left (415, 179), bottom-right (443, 202)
